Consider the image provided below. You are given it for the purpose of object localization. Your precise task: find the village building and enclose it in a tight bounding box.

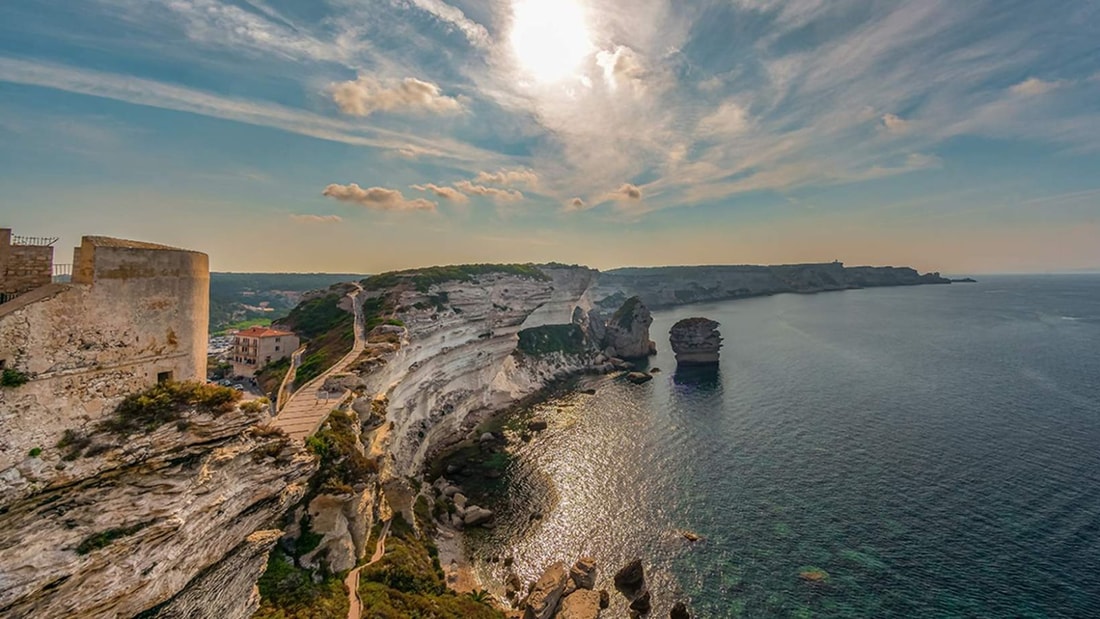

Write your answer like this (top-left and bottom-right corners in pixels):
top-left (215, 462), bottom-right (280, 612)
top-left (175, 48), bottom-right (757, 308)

top-left (230, 326), bottom-right (299, 377)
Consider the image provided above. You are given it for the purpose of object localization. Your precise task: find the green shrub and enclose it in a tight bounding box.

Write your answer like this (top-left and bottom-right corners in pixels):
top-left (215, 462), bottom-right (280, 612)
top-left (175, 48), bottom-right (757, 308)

top-left (1, 368), bottom-right (29, 388)
top-left (28, 447), bottom-right (42, 458)
top-left (99, 381), bottom-right (241, 436)
top-left (363, 264), bottom-right (549, 293)
top-left (307, 410), bottom-right (378, 493)
top-left (356, 521), bottom-right (504, 618)
top-left (517, 324), bottom-right (587, 356)
top-left (254, 552), bottom-right (349, 619)
top-left (240, 398), bottom-right (270, 414)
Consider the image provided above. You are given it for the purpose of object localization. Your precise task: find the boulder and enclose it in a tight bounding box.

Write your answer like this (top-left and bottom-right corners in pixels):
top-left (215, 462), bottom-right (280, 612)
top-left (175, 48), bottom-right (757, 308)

top-left (556, 589), bottom-right (602, 619)
top-left (524, 561), bottom-right (568, 619)
top-left (599, 590), bottom-right (610, 609)
top-left (463, 506), bottom-right (494, 527)
top-left (603, 297), bottom-right (657, 360)
top-left (669, 318), bottom-right (722, 366)
top-left (528, 420), bottom-right (549, 432)
top-left (450, 514), bottom-right (464, 529)
top-left (442, 484), bottom-right (462, 498)
top-left (614, 559), bottom-right (646, 592)
top-left (629, 589), bottom-right (652, 614)
top-left (453, 493), bottom-right (468, 512)
top-left (570, 557), bottom-right (597, 590)
top-left (670, 602), bottom-right (691, 619)
top-left (480, 432), bottom-right (496, 443)
top-left (626, 372), bottom-right (653, 385)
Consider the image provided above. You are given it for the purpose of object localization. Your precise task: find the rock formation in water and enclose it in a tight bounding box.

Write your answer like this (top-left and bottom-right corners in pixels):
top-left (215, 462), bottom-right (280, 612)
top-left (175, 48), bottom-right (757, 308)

top-left (602, 296), bottom-right (657, 360)
top-left (669, 318), bottom-right (722, 366)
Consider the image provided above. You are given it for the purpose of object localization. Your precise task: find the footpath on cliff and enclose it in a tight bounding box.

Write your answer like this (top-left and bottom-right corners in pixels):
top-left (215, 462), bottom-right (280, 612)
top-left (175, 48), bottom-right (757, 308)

top-left (274, 283), bottom-right (366, 440)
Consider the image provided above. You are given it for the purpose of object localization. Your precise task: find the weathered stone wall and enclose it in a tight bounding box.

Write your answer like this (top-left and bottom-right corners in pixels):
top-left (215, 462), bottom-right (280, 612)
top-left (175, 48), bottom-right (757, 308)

top-left (0, 236), bottom-right (209, 495)
top-left (0, 229), bottom-right (54, 298)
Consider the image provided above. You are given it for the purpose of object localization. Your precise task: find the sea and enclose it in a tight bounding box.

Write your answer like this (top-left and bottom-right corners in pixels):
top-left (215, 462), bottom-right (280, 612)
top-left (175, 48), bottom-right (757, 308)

top-left (463, 275), bottom-right (1100, 618)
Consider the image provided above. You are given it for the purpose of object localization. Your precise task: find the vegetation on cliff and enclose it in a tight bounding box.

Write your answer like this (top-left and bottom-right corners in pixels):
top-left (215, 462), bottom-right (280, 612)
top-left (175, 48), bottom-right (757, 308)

top-left (362, 263), bottom-right (549, 293)
top-left (277, 292), bottom-right (355, 386)
top-left (517, 324), bottom-right (588, 356)
top-left (1, 368), bottom-right (29, 388)
top-left (254, 552), bottom-right (349, 619)
top-left (304, 409), bottom-right (379, 495)
top-left (611, 295), bottom-right (644, 330)
top-left (102, 381), bottom-right (241, 435)
top-left (356, 517), bottom-right (504, 618)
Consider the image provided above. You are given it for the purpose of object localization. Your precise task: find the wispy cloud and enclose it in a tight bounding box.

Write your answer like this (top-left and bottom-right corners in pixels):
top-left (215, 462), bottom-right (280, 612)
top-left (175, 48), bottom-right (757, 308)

top-left (404, 0), bottom-right (491, 49)
top-left (0, 58), bottom-right (496, 164)
top-left (322, 184), bottom-right (437, 211)
top-left (290, 214), bottom-right (344, 223)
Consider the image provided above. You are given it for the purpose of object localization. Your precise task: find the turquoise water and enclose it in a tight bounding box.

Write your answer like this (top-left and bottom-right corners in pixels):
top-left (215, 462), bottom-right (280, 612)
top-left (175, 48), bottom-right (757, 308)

top-left (464, 276), bottom-right (1100, 617)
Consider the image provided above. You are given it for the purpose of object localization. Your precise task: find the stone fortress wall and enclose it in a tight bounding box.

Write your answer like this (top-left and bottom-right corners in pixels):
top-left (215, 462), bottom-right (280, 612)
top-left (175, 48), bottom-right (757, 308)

top-left (0, 233), bottom-right (209, 489)
top-left (0, 228), bottom-right (55, 301)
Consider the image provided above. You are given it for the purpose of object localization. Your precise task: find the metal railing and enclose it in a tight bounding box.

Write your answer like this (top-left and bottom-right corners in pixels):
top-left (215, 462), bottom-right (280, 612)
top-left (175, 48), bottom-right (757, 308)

top-left (53, 263), bottom-right (72, 277)
top-left (11, 235), bottom-right (59, 247)
top-left (0, 292), bottom-right (17, 305)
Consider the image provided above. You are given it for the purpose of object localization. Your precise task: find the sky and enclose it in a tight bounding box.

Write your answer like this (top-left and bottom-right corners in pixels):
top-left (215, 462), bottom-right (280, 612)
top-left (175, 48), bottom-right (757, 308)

top-left (0, 0), bottom-right (1098, 274)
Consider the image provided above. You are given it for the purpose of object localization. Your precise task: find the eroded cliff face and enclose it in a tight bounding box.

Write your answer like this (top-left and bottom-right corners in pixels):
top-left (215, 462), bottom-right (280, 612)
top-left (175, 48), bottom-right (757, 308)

top-left (0, 403), bottom-right (315, 619)
top-left (593, 263), bottom-right (949, 309)
top-left (331, 266), bottom-right (602, 478)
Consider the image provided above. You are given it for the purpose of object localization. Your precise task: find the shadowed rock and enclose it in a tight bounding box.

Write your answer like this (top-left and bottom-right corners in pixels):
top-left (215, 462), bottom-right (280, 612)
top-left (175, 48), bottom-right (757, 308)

top-left (669, 318), bottom-right (722, 366)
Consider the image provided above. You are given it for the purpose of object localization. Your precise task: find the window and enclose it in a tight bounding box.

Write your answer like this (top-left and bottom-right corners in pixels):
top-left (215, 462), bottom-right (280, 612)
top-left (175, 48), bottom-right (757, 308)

top-left (157, 371), bottom-right (174, 384)
top-left (275, 346), bottom-right (280, 351)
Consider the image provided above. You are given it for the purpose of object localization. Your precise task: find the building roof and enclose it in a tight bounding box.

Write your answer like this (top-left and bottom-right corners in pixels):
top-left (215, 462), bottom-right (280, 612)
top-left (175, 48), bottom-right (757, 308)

top-left (234, 326), bottom-right (296, 338)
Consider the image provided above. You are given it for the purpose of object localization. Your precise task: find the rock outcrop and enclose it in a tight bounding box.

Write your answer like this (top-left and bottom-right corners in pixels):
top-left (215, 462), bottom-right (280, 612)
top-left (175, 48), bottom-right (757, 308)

top-left (602, 297), bottom-right (656, 360)
top-left (524, 561), bottom-right (569, 619)
top-left (669, 318), bottom-right (722, 366)
top-left (149, 529), bottom-right (282, 619)
top-left (557, 589), bottom-right (602, 619)
top-left (0, 403), bottom-right (315, 618)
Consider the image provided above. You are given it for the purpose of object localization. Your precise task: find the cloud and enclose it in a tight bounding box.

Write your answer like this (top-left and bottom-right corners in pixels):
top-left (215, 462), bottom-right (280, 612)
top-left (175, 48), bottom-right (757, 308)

top-left (611, 183), bottom-right (643, 200)
top-left (698, 102), bottom-right (751, 136)
top-left (411, 183), bottom-right (470, 203)
top-left (0, 58), bottom-right (498, 164)
top-left (289, 214), bottom-right (343, 223)
top-left (322, 184), bottom-right (437, 211)
top-left (453, 180), bottom-right (524, 203)
top-left (474, 168), bottom-right (539, 187)
top-left (596, 46), bottom-right (647, 91)
top-left (881, 113), bottom-right (911, 133)
top-left (406, 0), bottom-right (491, 48)
top-left (565, 197), bottom-right (587, 211)
top-left (330, 76), bottom-right (462, 117)
top-left (1010, 77), bottom-right (1063, 96)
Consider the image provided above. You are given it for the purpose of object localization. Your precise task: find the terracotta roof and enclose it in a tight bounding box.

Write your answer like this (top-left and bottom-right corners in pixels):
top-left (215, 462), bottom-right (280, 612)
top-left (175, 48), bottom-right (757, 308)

top-left (234, 326), bottom-right (296, 338)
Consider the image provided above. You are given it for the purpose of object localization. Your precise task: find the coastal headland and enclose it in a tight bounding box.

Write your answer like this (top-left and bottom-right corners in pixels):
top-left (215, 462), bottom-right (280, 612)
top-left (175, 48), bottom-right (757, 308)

top-left (0, 258), bottom-right (955, 618)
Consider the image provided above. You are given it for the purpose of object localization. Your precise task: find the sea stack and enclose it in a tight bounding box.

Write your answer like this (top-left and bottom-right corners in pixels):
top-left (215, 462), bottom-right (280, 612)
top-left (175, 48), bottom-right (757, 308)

top-left (669, 318), bottom-right (722, 366)
top-left (603, 296), bottom-right (657, 360)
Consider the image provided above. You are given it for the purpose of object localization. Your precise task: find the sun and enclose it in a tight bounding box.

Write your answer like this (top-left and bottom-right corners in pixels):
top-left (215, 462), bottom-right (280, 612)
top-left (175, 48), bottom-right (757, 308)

top-left (510, 0), bottom-right (593, 83)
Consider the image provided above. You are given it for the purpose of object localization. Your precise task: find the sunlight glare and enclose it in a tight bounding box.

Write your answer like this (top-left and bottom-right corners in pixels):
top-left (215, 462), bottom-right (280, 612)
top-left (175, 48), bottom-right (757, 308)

top-left (510, 0), bottom-right (593, 83)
